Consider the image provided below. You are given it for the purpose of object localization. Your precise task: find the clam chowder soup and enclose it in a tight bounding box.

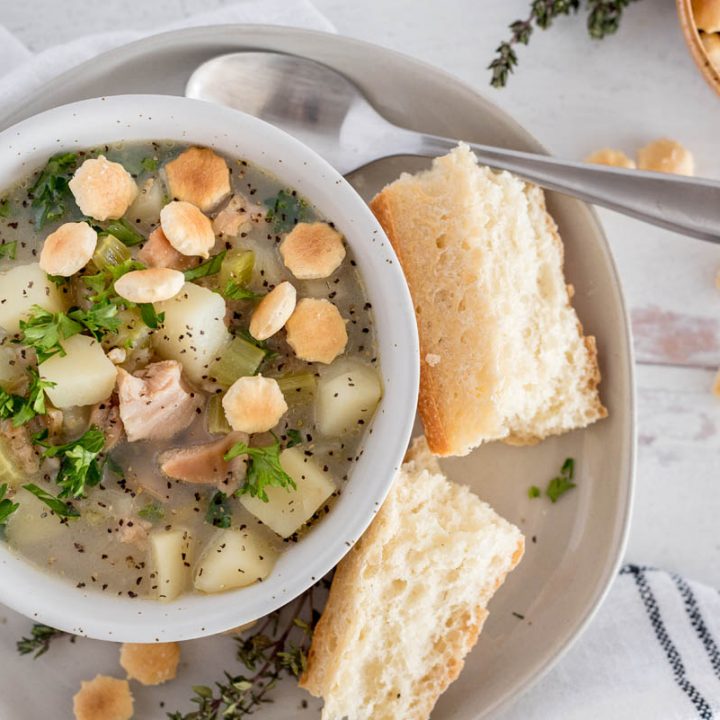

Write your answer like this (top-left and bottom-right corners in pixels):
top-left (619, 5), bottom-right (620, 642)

top-left (0, 144), bottom-right (381, 601)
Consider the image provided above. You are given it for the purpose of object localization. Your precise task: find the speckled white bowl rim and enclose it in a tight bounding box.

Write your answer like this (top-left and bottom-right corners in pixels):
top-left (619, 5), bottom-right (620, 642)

top-left (0, 94), bottom-right (419, 642)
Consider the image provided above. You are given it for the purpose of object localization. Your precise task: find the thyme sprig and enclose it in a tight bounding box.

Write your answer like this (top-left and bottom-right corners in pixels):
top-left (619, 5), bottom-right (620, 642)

top-left (16, 623), bottom-right (68, 658)
top-left (168, 579), bottom-right (329, 720)
top-left (488, 0), bottom-right (642, 87)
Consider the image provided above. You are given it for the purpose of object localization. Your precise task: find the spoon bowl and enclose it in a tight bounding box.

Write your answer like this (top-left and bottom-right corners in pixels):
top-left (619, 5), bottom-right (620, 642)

top-left (187, 51), bottom-right (720, 242)
top-left (186, 52), bottom-right (400, 175)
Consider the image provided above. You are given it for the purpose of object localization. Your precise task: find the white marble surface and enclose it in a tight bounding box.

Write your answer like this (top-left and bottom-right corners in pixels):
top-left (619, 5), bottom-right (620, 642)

top-left (4, 0), bottom-right (719, 584)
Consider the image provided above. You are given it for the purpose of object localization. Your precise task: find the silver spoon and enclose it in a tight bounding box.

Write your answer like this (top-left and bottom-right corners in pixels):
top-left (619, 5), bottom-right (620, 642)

top-left (187, 51), bottom-right (720, 243)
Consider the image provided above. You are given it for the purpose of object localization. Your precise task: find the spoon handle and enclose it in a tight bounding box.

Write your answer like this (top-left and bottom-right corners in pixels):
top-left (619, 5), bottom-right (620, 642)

top-left (412, 133), bottom-right (720, 242)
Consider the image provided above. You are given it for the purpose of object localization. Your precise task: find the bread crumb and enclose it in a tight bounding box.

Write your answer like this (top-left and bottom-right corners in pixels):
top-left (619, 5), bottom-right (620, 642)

top-left (636, 139), bottom-right (694, 176)
top-left (585, 149), bottom-right (635, 169)
top-left (73, 675), bottom-right (133, 720)
top-left (712, 369), bottom-right (720, 397)
top-left (120, 642), bottom-right (181, 686)
top-left (425, 353), bottom-right (441, 367)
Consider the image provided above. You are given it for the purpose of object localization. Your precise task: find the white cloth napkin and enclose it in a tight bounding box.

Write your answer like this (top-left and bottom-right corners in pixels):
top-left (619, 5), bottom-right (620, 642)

top-left (0, 4), bottom-right (719, 719)
top-left (498, 565), bottom-right (720, 720)
top-left (0, 0), bottom-right (334, 108)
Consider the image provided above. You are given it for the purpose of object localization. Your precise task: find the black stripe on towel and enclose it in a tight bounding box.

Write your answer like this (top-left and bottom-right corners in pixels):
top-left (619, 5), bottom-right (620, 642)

top-left (622, 564), bottom-right (714, 719)
top-left (673, 574), bottom-right (720, 681)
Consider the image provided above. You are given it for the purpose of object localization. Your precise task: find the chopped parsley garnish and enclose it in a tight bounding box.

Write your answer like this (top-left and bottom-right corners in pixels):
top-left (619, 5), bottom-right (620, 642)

top-left (16, 623), bottom-right (67, 658)
top-left (546, 457), bottom-right (576, 503)
top-left (18, 306), bottom-right (82, 362)
top-left (285, 429), bottom-right (303, 448)
top-left (184, 250), bottom-right (227, 281)
top-left (0, 240), bottom-right (17, 261)
top-left (23, 483), bottom-right (79, 518)
top-left (18, 304), bottom-right (121, 361)
top-left (138, 303), bottom-right (164, 329)
top-left (223, 280), bottom-right (263, 302)
top-left (225, 435), bottom-right (296, 503)
top-left (140, 156), bottom-right (158, 172)
top-left (206, 490), bottom-right (233, 528)
top-left (528, 485), bottom-right (541, 499)
top-left (36, 426), bottom-right (105, 499)
top-left (83, 258), bottom-right (144, 302)
top-left (0, 369), bottom-right (56, 427)
top-left (138, 502), bottom-right (164, 522)
top-left (29, 152), bottom-right (78, 228)
top-left (0, 483), bottom-right (19, 525)
top-left (264, 189), bottom-right (310, 233)
top-left (0, 198), bottom-right (10, 218)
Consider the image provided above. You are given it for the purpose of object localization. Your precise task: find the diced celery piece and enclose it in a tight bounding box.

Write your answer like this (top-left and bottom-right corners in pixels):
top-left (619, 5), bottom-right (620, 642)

top-left (219, 249), bottom-right (254, 290)
top-left (93, 233), bottom-right (131, 270)
top-left (207, 394), bottom-right (231, 434)
top-left (0, 438), bottom-right (26, 488)
top-left (276, 372), bottom-right (316, 405)
top-left (208, 336), bottom-right (265, 388)
top-left (106, 219), bottom-right (144, 247)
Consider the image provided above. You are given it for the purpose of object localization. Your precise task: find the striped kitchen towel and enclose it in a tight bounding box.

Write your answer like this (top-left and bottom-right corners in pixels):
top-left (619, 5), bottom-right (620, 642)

top-left (499, 565), bottom-right (720, 719)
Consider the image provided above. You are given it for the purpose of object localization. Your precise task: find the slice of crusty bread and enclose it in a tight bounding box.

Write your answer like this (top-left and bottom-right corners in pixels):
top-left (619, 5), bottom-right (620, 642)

top-left (370, 145), bottom-right (607, 456)
top-left (299, 436), bottom-right (524, 720)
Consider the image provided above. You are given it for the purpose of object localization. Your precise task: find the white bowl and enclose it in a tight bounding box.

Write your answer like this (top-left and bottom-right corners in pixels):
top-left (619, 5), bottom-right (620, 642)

top-left (0, 95), bottom-right (419, 642)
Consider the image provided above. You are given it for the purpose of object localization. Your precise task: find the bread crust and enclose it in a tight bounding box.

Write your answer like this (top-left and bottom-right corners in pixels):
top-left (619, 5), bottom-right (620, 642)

top-left (370, 193), bottom-right (452, 456)
top-left (370, 149), bottom-right (607, 456)
top-left (300, 437), bottom-right (524, 719)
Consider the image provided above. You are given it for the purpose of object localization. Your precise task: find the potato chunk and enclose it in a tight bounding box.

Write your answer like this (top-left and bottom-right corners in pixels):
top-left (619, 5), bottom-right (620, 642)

top-left (193, 527), bottom-right (278, 593)
top-left (40, 335), bottom-right (117, 409)
top-left (0, 263), bottom-right (66, 334)
top-left (315, 361), bottom-right (383, 437)
top-left (239, 447), bottom-right (335, 538)
top-left (154, 282), bottom-right (231, 385)
top-left (150, 528), bottom-right (192, 601)
top-left (120, 642), bottom-right (180, 686)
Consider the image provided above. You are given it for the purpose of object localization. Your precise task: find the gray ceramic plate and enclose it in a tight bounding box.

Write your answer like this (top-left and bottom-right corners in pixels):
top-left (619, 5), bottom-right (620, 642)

top-left (0, 26), bottom-right (635, 719)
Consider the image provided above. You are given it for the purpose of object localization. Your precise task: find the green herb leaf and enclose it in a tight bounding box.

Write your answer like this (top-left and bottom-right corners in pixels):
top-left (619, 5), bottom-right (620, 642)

top-left (528, 485), bottom-right (541, 499)
top-left (16, 623), bottom-right (66, 658)
top-left (83, 258), bottom-right (145, 303)
top-left (223, 281), bottom-right (264, 302)
top-left (225, 435), bottom-right (296, 503)
top-left (184, 250), bottom-right (227, 281)
top-left (0, 199), bottom-right (10, 218)
top-left (18, 306), bottom-right (83, 362)
top-left (169, 580), bottom-right (324, 720)
top-left (0, 483), bottom-right (19, 525)
top-left (140, 156), bottom-right (158, 172)
top-left (138, 303), bottom-right (164, 329)
top-left (105, 219), bottom-right (144, 247)
top-left (23, 483), bottom-right (79, 518)
top-left (264, 189), bottom-right (310, 233)
top-left (29, 153), bottom-right (78, 228)
top-left (206, 490), bottom-right (233, 528)
top-left (545, 457), bottom-right (577, 503)
top-left (8, 369), bottom-right (56, 427)
top-left (138, 502), bottom-right (164, 522)
top-left (36, 426), bottom-right (105, 499)
top-left (0, 240), bottom-right (17, 261)
top-left (286, 429), bottom-right (303, 448)
top-left (68, 303), bottom-right (122, 341)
